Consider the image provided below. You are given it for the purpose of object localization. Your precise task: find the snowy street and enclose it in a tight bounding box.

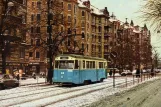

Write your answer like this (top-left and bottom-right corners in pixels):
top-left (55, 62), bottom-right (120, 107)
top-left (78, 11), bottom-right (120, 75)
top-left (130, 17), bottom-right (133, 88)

top-left (0, 76), bottom-right (157, 107)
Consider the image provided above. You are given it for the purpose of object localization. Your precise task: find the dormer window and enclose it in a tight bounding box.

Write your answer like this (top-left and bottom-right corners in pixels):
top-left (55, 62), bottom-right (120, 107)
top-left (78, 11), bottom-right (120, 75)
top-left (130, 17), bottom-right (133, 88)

top-left (82, 11), bottom-right (85, 17)
top-left (68, 4), bottom-right (71, 11)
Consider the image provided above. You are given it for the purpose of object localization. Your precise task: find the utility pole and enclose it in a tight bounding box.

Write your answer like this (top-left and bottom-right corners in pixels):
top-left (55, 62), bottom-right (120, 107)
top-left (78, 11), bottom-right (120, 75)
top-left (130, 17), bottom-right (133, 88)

top-left (47, 0), bottom-right (53, 83)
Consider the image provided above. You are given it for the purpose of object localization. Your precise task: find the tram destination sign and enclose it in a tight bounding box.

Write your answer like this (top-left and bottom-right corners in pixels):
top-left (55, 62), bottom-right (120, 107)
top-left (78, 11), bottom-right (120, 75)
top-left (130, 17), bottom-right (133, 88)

top-left (60, 57), bottom-right (68, 59)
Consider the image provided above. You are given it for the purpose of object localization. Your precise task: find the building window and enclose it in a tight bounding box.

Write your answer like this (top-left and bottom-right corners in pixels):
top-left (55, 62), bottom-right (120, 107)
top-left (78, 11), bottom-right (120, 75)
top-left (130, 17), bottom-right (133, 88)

top-left (74, 18), bottom-right (76, 27)
top-left (31, 27), bottom-right (34, 33)
top-left (68, 4), bottom-right (71, 11)
top-left (31, 39), bottom-right (33, 45)
top-left (92, 45), bottom-right (94, 51)
top-left (99, 45), bottom-right (101, 52)
top-left (61, 26), bottom-right (64, 32)
top-left (82, 43), bottom-right (84, 50)
top-left (61, 2), bottom-right (64, 8)
top-left (82, 11), bottom-right (85, 16)
top-left (74, 5), bottom-right (76, 14)
top-left (98, 36), bottom-right (101, 42)
top-left (87, 44), bottom-right (88, 52)
top-left (61, 14), bottom-right (64, 23)
top-left (31, 2), bottom-right (34, 8)
top-left (36, 39), bottom-right (40, 46)
top-left (22, 16), bottom-right (26, 24)
top-left (99, 18), bottom-right (101, 23)
top-left (81, 21), bottom-right (85, 27)
top-left (88, 13), bottom-right (90, 20)
top-left (98, 26), bottom-right (101, 32)
top-left (31, 14), bottom-right (34, 22)
top-left (68, 15), bottom-right (71, 22)
top-left (68, 40), bottom-right (70, 46)
top-left (37, 14), bottom-right (41, 22)
top-left (36, 27), bottom-right (40, 33)
top-left (37, 1), bottom-right (41, 9)
top-left (67, 28), bottom-right (71, 34)
top-left (82, 32), bottom-right (85, 38)
top-left (29, 52), bottom-right (33, 57)
top-left (20, 48), bottom-right (25, 58)
top-left (36, 52), bottom-right (40, 58)
top-left (23, 0), bottom-right (26, 5)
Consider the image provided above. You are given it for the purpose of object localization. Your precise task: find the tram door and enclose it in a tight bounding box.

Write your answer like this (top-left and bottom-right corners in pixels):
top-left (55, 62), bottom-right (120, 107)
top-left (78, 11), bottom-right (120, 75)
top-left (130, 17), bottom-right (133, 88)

top-left (96, 61), bottom-right (98, 81)
top-left (79, 60), bottom-right (82, 83)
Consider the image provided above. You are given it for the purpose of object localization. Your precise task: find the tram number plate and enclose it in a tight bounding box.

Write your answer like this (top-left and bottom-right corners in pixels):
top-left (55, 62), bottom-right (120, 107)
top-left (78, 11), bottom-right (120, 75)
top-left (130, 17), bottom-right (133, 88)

top-left (61, 72), bottom-right (64, 74)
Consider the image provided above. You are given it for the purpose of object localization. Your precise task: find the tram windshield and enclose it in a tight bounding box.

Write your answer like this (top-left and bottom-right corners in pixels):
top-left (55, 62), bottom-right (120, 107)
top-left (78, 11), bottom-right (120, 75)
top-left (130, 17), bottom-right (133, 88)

top-left (56, 60), bottom-right (74, 69)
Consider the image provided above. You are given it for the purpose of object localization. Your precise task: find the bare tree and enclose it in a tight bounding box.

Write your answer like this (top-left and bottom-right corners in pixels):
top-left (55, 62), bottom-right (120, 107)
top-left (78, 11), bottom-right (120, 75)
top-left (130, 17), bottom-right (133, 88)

top-left (26, 0), bottom-right (84, 83)
top-left (140, 0), bottom-right (161, 32)
top-left (152, 46), bottom-right (160, 68)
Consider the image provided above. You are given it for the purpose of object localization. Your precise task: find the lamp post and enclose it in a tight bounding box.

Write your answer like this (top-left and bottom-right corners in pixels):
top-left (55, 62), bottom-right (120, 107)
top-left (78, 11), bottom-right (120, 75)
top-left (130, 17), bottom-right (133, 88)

top-left (110, 51), bottom-right (117, 88)
top-left (0, 1), bottom-right (14, 74)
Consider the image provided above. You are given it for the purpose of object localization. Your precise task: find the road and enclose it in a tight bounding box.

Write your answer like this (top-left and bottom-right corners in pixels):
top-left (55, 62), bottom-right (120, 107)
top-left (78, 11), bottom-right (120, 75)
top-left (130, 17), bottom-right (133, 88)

top-left (89, 78), bottom-right (161, 107)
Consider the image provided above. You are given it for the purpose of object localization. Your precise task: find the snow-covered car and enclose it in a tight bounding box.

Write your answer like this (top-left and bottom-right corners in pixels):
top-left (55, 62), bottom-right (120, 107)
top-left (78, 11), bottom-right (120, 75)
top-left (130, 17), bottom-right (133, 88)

top-left (0, 74), bottom-right (19, 90)
top-left (132, 69), bottom-right (147, 75)
top-left (154, 69), bottom-right (161, 73)
top-left (142, 69), bottom-right (147, 73)
top-left (20, 73), bottom-right (28, 80)
top-left (132, 70), bottom-right (137, 75)
top-left (121, 70), bottom-right (132, 76)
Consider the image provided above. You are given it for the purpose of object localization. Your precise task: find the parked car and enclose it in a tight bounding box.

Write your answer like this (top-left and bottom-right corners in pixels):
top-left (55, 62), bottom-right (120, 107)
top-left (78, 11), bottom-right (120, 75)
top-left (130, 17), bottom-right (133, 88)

top-left (132, 70), bottom-right (137, 75)
top-left (121, 70), bottom-right (132, 76)
top-left (0, 74), bottom-right (19, 90)
top-left (39, 72), bottom-right (46, 78)
top-left (20, 73), bottom-right (28, 80)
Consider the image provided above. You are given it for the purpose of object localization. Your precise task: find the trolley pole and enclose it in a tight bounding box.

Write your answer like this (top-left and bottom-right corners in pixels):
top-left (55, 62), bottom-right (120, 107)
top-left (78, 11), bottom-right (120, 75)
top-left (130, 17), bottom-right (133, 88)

top-left (47, 0), bottom-right (53, 84)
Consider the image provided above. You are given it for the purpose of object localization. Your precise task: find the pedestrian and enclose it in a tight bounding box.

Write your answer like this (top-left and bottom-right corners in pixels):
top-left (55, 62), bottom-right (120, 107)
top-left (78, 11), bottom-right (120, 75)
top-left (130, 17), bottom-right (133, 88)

top-left (16, 74), bottom-right (20, 80)
top-left (136, 68), bottom-right (140, 78)
top-left (32, 72), bottom-right (36, 79)
top-left (151, 67), bottom-right (154, 77)
top-left (109, 69), bottom-right (112, 77)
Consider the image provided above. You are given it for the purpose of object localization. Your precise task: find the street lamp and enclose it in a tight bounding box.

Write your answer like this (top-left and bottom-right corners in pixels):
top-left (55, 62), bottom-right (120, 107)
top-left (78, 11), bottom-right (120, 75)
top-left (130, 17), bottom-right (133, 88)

top-left (0, 1), bottom-right (14, 74)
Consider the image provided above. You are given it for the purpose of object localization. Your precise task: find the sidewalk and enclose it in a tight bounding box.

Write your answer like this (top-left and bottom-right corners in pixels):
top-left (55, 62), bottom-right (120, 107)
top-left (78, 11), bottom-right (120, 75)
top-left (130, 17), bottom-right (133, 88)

top-left (19, 77), bottom-right (46, 86)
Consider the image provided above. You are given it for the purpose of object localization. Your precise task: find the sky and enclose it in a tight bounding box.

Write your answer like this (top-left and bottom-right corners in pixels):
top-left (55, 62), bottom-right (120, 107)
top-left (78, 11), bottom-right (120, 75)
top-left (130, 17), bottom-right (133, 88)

top-left (90, 0), bottom-right (161, 55)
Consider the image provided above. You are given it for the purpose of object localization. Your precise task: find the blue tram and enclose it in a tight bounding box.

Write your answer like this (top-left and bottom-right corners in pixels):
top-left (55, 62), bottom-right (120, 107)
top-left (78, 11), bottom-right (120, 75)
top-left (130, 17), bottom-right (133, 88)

top-left (53, 54), bottom-right (108, 84)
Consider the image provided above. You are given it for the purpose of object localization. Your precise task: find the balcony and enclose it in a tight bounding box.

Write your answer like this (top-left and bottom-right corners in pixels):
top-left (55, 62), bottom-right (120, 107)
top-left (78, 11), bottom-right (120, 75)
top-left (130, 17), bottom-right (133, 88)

top-left (5, 14), bottom-right (22, 25)
top-left (104, 33), bottom-right (110, 38)
top-left (91, 22), bottom-right (96, 26)
top-left (104, 43), bottom-right (109, 46)
top-left (13, 0), bottom-right (23, 4)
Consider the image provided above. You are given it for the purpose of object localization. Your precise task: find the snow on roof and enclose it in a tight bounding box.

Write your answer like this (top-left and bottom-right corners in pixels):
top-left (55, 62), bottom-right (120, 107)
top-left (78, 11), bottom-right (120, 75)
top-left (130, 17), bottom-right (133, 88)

top-left (78, 0), bottom-right (86, 8)
top-left (78, 0), bottom-right (107, 16)
top-left (109, 18), bottom-right (119, 22)
top-left (90, 5), bottom-right (104, 15)
top-left (133, 29), bottom-right (141, 33)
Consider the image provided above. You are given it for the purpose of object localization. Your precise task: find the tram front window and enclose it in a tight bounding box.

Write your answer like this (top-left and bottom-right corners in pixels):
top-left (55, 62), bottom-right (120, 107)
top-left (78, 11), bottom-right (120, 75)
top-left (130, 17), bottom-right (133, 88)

top-left (59, 60), bottom-right (74, 69)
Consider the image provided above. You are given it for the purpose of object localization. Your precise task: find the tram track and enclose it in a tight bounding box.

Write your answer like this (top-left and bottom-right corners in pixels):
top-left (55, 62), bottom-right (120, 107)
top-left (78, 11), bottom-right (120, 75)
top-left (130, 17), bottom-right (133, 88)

top-left (1, 80), bottom-right (120, 107)
top-left (6, 79), bottom-right (131, 107)
top-left (0, 84), bottom-right (57, 97)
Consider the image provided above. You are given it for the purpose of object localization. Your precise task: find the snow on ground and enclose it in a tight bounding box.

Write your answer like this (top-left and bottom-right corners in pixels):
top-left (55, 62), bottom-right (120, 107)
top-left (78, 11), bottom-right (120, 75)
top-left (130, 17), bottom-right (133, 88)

top-left (0, 76), bottom-right (158, 107)
top-left (48, 77), bottom-right (159, 107)
top-left (19, 77), bottom-right (46, 85)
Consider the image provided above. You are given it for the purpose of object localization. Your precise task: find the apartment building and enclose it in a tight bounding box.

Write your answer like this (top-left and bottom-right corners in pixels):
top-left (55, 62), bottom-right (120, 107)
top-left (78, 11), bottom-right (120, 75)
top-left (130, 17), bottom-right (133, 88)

top-left (26, 0), bottom-right (111, 73)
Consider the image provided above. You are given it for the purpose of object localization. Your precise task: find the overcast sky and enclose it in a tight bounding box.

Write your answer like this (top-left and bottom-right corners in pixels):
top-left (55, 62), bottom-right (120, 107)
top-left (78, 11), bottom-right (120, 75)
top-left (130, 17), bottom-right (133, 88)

top-left (90, 0), bottom-right (161, 55)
